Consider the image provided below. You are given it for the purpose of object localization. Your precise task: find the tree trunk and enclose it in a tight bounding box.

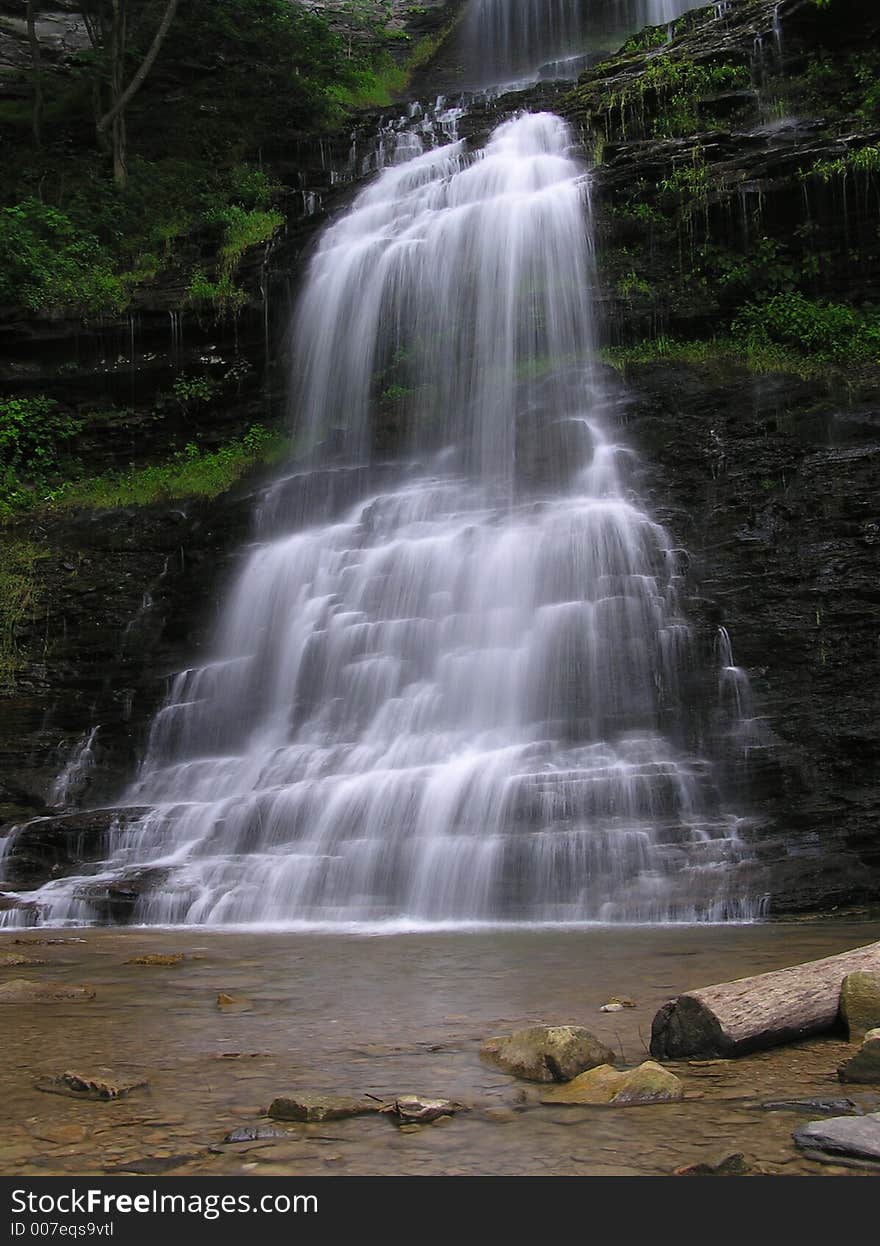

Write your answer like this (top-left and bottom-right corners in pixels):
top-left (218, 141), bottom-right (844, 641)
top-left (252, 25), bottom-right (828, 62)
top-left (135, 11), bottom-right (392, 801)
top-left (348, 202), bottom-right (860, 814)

top-left (96, 0), bottom-right (179, 185)
top-left (26, 0), bottom-right (42, 146)
top-left (650, 940), bottom-right (880, 1059)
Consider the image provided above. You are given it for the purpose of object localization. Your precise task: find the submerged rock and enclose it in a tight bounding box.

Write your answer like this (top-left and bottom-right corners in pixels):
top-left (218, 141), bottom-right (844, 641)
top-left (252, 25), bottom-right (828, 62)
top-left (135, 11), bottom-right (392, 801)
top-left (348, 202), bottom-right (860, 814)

top-left (35, 1070), bottom-right (148, 1100)
top-left (267, 1093), bottom-right (384, 1123)
top-left (0, 951), bottom-right (45, 967)
top-left (539, 1061), bottom-right (683, 1106)
top-left (480, 1025), bottom-right (615, 1083)
top-left (125, 952), bottom-right (184, 967)
top-left (674, 1153), bottom-right (756, 1177)
top-left (760, 1098), bottom-right (857, 1115)
top-left (223, 1125), bottom-right (293, 1144)
top-left (0, 979), bottom-right (94, 1003)
top-left (600, 996), bottom-right (636, 1013)
top-left (840, 971), bottom-right (880, 1042)
top-left (838, 1028), bottom-right (880, 1084)
top-left (794, 1112), bottom-right (880, 1164)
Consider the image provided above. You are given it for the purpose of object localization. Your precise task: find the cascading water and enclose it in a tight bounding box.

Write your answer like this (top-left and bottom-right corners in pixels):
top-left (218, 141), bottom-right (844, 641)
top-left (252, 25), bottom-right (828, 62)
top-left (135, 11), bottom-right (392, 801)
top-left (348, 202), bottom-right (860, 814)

top-left (460, 0), bottom-right (701, 86)
top-left (5, 110), bottom-right (763, 928)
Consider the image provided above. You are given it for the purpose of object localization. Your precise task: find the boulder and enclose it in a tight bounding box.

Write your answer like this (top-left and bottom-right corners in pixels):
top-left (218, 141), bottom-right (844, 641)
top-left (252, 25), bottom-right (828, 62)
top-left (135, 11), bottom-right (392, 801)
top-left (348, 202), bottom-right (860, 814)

top-left (539, 1061), bottom-right (684, 1107)
top-left (794, 1113), bottom-right (880, 1164)
top-left (35, 1070), bottom-right (148, 1100)
top-left (838, 1028), bottom-right (880, 1084)
top-left (267, 1093), bottom-right (383, 1123)
top-left (840, 971), bottom-right (880, 1042)
top-left (0, 979), bottom-right (95, 1003)
top-left (480, 1025), bottom-right (615, 1083)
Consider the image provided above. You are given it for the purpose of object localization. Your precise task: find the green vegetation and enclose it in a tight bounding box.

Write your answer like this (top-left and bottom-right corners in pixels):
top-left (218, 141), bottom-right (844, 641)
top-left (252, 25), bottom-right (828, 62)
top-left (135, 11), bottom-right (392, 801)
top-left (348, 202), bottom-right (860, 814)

top-left (599, 334), bottom-right (873, 382)
top-left (573, 53), bottom-right (751, 142)
top-left (1, 373), bottom-right (287, 520)
top-left (44, 424), bottom-right (287, 512)
top-left (802, 144), bottom-right (880, 183)
top-left (733, 293), bottom-right (880, 364)
top-left (0, 0), bottom-right (439, 322)
top-left (0, 397), bottom-right (83, 519)
top-left (0, 539), bottom-right (46, 685)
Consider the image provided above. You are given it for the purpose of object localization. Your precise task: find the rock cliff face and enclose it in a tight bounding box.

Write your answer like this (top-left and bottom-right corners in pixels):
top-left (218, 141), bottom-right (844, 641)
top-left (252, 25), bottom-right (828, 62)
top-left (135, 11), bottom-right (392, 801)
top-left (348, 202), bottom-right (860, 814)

top-left (619, 361), bottom-right (880, 912)
top-left (1, 0), bottom-right (879, 916)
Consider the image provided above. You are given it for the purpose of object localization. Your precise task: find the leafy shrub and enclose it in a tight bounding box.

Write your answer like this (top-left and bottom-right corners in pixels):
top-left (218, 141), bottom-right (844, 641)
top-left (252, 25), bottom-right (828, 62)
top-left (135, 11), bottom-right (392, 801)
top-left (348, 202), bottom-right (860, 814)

top-left (733, 292), bottom-right (880, 362)
top-left (0, 200), bottom-right (127, 318)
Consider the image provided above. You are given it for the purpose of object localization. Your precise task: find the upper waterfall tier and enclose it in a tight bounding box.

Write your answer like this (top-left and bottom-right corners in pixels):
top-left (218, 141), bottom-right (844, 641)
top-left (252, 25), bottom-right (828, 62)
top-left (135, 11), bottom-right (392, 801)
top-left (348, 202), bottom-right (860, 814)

top-left (459, 1), bottom-right (702, 86)
top-left (294, 112), bottom-right (595, 489)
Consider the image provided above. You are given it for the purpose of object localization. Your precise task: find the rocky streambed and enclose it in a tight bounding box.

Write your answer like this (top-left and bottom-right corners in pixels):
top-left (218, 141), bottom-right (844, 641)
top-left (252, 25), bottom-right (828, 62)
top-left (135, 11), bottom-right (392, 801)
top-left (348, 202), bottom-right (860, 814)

top-left (1, 921), bottom-right (879, 1178)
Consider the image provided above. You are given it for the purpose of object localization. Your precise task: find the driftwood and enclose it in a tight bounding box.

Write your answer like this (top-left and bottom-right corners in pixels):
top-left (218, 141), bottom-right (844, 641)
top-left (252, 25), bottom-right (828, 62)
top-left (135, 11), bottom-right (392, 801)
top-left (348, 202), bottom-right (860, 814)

top-left (650, 940), bottom-right (880, 1059)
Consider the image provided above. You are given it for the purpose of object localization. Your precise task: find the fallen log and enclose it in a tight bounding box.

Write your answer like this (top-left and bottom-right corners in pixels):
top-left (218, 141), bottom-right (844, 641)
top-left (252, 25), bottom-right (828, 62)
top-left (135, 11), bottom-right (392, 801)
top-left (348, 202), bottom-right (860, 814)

top-left (650, 940), bottom-right (880, 1060)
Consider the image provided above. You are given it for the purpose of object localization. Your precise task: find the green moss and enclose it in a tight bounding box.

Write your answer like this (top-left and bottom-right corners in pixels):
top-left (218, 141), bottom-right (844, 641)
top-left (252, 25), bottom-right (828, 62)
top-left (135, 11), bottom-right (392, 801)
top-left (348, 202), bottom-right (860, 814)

top-left (0, 539), bottom-right (46, 686)
top-left (600, 331), bottom-right (880, 381)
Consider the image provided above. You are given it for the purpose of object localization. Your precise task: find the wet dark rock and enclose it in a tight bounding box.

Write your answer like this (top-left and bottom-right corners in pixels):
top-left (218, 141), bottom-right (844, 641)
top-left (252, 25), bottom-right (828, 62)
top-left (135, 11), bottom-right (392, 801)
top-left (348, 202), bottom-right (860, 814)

top-left (794, 1112), bottom-right (880, 1163)
top-left (1, 808), bottom-right (153, 888)
top-left (760, 1098), bottom-right (858, 1114)
top-left (480, 1025), bottom-right (615, 1083)
top-left (103, 1154), bottom-right (201, 1175)
top-left (620, 361), bottom-right (880, 913)
top-left (0, 894), bottom-right (37, 923)
top-left (674, 1153), bottom-right (757, 1177)
top-left (71, 869), bottom-right (171, 924)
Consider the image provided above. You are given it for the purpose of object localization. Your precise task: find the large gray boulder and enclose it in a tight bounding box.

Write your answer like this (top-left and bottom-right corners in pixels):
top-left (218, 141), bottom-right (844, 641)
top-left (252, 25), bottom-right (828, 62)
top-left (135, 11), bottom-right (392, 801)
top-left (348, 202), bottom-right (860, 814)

top-left (480, 1025), bottom-right (614, 1083)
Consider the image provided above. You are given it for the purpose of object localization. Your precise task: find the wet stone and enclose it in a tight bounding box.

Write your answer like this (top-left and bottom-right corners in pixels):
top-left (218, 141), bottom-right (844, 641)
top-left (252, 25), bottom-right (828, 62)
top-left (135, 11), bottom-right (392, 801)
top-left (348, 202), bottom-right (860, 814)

top-left (539, 1061), bottom-right (683, 1107)
top-left (760, 1098), bottom-right (858, 1114)
top-left (840, 973), bottom-right (880, 1042)
top-left (267, 1093), bottom-right (384, 1123)
top-left (480, 1026), bottom-right (615, 1084)
top-left (381, 1095), bottom-right (464, 1124)
top-left (794, 1112), bottom-right (880, 1164)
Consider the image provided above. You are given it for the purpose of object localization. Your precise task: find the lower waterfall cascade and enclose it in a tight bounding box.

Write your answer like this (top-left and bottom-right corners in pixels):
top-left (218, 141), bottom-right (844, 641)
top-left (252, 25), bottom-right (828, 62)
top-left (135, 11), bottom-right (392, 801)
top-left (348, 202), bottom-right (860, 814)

top-left (0, 105), bottom-right (769, 928)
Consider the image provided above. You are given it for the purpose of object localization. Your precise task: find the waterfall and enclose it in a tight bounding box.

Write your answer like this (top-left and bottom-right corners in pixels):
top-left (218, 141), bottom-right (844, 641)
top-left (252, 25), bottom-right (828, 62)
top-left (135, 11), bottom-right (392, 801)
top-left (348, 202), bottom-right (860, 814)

top-left (10, 111), bottom-right (761, 928)
top-left (460, 1), bottom-right (704, 86)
